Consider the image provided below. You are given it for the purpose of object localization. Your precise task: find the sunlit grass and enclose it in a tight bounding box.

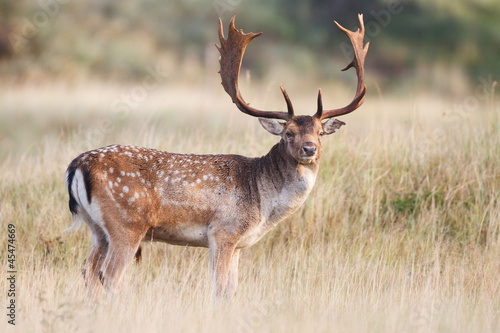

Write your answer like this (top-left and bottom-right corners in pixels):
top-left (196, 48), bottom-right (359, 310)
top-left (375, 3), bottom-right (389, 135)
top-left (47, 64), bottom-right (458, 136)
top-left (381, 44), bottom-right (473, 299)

top-left (0, 81), bottom-right (499, 332)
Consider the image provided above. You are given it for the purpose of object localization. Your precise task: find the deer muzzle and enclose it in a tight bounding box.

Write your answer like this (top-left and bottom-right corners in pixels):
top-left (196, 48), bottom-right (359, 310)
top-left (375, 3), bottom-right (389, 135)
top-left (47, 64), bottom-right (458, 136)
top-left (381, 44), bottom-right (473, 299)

top-left (300, 142), bottom-right (318, 164)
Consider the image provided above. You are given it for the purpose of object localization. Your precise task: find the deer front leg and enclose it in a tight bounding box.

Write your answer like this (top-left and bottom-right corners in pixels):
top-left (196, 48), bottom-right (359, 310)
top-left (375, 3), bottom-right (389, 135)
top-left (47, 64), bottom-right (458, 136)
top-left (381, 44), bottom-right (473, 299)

top-left (208, 237), bottom-right (236, 300)
top-left (226, 249), bottom-right (240, 299)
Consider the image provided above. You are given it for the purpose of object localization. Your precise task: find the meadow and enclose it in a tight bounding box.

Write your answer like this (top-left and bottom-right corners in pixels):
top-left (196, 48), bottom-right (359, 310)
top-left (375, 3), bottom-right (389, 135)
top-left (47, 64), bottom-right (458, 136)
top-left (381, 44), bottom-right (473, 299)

top-left (0, 77), bottom-right (499, 332)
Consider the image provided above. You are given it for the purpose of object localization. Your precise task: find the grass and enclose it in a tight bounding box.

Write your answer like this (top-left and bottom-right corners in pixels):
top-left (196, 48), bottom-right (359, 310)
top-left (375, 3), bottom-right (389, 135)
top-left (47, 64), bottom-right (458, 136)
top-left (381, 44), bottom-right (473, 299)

top-left (0, 80), bottom-right (499, 332)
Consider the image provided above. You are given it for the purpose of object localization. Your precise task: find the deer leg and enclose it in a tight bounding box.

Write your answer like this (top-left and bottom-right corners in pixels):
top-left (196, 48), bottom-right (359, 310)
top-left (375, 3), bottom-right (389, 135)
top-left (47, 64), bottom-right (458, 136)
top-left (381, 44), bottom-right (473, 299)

top-left (98, 227), bottom-right (145, 295)
top-left (83, 234), bottom-right (109, 301)
top-left (209, 240), bottom-right (236, 300)
top-left (81, 220), bottom-right (109, 302)
top-left (226, 248), bottom-right (240, 299)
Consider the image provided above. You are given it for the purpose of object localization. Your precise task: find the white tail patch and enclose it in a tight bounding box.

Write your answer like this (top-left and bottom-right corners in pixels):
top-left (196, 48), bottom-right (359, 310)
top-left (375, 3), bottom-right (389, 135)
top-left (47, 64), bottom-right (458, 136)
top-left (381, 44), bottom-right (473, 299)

top-left (72, 169), bottom-right (106, 230)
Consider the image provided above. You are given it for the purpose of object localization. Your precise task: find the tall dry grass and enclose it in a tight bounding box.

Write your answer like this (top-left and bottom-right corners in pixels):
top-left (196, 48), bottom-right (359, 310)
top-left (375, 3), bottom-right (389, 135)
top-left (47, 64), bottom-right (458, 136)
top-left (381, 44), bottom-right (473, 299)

top-left (0, 81), bottom-right (499, 332)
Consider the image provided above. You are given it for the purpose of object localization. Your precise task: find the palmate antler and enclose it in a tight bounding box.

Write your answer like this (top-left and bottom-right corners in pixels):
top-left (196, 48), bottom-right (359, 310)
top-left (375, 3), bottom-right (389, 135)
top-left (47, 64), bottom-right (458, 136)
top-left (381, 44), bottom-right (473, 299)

top-left (314, 14), bottom-right (369, 120)
top-left (217, 15), bottom-right (294, 121)
top-left (217, 14), bottom-right (368, 121)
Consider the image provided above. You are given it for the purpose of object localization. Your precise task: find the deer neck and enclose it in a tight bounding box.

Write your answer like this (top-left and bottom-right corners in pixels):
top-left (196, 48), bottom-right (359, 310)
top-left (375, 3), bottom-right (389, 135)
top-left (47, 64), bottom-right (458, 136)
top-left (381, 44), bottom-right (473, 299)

top-left (255, 140), bottom-right (319, 225)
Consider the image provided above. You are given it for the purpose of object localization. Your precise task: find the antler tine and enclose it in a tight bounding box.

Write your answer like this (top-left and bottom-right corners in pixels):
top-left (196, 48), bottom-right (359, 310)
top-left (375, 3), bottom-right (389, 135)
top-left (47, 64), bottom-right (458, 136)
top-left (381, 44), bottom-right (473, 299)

top-left (317, 88), bottom-right (323, 116)
top-left (315, 13), bottom-right (369, 120)
top-left (280, 84), bottom-right (295, 118)
top-left (217, 15), bottom-right (293, 121)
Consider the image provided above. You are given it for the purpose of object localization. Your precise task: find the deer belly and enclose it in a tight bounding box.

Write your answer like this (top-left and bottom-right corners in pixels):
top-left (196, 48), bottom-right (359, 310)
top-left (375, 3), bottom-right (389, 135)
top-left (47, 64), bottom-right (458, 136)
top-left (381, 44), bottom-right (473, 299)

top-left (144, 224), bottom-right (209, 247)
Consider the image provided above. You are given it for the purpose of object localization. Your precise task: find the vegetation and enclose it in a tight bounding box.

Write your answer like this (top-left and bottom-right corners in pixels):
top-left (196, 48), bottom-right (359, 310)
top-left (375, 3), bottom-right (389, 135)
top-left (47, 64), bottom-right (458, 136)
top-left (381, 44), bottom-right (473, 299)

top-left (1, 0), bottom-right (499, 90)
top-left (0, 1), bottom-right (499, 332)
top-left (0, 81), bottom-right (498, 332)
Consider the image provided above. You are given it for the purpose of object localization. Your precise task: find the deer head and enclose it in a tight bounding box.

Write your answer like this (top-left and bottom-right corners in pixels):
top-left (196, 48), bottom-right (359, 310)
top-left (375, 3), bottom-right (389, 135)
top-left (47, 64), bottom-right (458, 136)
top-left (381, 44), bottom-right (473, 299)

top-left (217, 14), bottom-right (368, 166)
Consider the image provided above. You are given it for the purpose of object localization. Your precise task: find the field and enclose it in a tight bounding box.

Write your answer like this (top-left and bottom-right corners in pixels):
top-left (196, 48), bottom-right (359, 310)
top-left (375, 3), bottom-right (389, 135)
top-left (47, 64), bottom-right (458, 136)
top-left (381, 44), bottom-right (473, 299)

top-left (1, 78), bottom-right (499, 332)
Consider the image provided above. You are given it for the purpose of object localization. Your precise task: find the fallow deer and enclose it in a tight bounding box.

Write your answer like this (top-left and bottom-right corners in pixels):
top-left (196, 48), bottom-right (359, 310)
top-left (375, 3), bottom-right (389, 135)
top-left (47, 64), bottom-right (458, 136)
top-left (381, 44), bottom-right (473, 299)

top-left (66, 14), bottom-right (368, 301)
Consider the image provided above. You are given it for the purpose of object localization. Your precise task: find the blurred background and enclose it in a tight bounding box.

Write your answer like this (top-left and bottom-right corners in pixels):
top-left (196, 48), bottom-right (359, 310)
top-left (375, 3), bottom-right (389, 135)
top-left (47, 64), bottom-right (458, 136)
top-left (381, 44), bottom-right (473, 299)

top-left (0, 0), bottom-right (499, 157)
top-left (2, 2), bottom-right (500, 331)
top-left (1, 0), bottom-right (499, 92)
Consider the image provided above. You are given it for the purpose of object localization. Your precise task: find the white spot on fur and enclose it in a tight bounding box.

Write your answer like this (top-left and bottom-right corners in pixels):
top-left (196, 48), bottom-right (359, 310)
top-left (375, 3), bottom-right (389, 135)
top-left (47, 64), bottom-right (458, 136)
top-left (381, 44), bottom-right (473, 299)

top-left (123, 186), bottom-right (129, 193)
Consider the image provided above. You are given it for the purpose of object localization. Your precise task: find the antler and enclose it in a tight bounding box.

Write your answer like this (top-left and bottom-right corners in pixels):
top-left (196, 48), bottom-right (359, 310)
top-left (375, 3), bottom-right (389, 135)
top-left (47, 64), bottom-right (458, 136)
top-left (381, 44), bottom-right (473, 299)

top-left (314, 14), bottom-right (369, 120)
top-left (217, 15), bottom-right (294, 121)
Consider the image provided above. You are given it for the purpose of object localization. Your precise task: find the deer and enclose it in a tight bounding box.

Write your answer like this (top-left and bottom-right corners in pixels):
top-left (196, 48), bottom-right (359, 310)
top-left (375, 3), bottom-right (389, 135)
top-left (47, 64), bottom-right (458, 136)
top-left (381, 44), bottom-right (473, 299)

top-left (65, 14), bottom-right (368, 301)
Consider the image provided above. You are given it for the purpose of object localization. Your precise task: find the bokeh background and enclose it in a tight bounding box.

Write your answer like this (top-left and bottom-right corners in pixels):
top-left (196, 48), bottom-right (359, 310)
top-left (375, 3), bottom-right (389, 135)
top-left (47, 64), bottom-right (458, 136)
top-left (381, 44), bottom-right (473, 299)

top-left (1, 1), bottom-right (499, 332)
top-left (1, 0), bottom-right (499, 157)
top-left (1, 0), bottom-right (499, 89)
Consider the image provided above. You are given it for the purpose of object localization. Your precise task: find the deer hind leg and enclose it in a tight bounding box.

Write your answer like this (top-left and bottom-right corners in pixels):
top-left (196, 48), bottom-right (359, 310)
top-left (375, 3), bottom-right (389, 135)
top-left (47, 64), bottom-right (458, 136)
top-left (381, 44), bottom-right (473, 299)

top-left (83, 229), bottom-right (109, 301)
top-left (77, 209), bottom-right (110, 302)
top-left (98, 224), bottom-right (146, 296)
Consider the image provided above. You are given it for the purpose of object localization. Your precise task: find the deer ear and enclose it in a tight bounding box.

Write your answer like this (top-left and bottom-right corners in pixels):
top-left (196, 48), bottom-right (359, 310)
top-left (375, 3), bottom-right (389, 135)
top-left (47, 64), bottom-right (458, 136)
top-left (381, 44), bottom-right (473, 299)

top-left (322, 118), bottom-right (345, 135)
top-left (259, 118), bottom-right (285, 136)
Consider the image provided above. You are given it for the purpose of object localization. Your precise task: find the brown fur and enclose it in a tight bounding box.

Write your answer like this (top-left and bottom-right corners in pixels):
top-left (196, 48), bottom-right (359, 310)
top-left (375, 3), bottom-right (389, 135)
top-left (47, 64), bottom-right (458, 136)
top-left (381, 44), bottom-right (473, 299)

top-left (66, 116), bottom-right (341, 300)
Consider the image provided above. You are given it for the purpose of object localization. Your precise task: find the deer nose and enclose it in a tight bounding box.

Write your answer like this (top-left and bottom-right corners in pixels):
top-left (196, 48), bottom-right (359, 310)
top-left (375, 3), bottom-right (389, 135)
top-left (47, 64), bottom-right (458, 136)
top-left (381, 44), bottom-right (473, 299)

top-left (302, 143), bottom-right (317, 156)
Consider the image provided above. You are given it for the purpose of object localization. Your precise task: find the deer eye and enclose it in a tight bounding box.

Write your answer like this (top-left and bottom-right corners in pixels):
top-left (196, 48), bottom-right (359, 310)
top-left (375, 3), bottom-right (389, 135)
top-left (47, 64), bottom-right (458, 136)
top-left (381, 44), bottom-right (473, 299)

top-left (285, 131), bottom-right (294, 139)
top-left (319, 131), bottom-right (325, 136)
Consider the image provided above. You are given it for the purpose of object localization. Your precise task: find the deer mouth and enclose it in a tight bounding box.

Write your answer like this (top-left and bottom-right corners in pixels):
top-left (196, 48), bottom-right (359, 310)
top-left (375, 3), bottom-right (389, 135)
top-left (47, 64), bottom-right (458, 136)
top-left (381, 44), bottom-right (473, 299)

top-left (299, 155), bottom-right (317, 164)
